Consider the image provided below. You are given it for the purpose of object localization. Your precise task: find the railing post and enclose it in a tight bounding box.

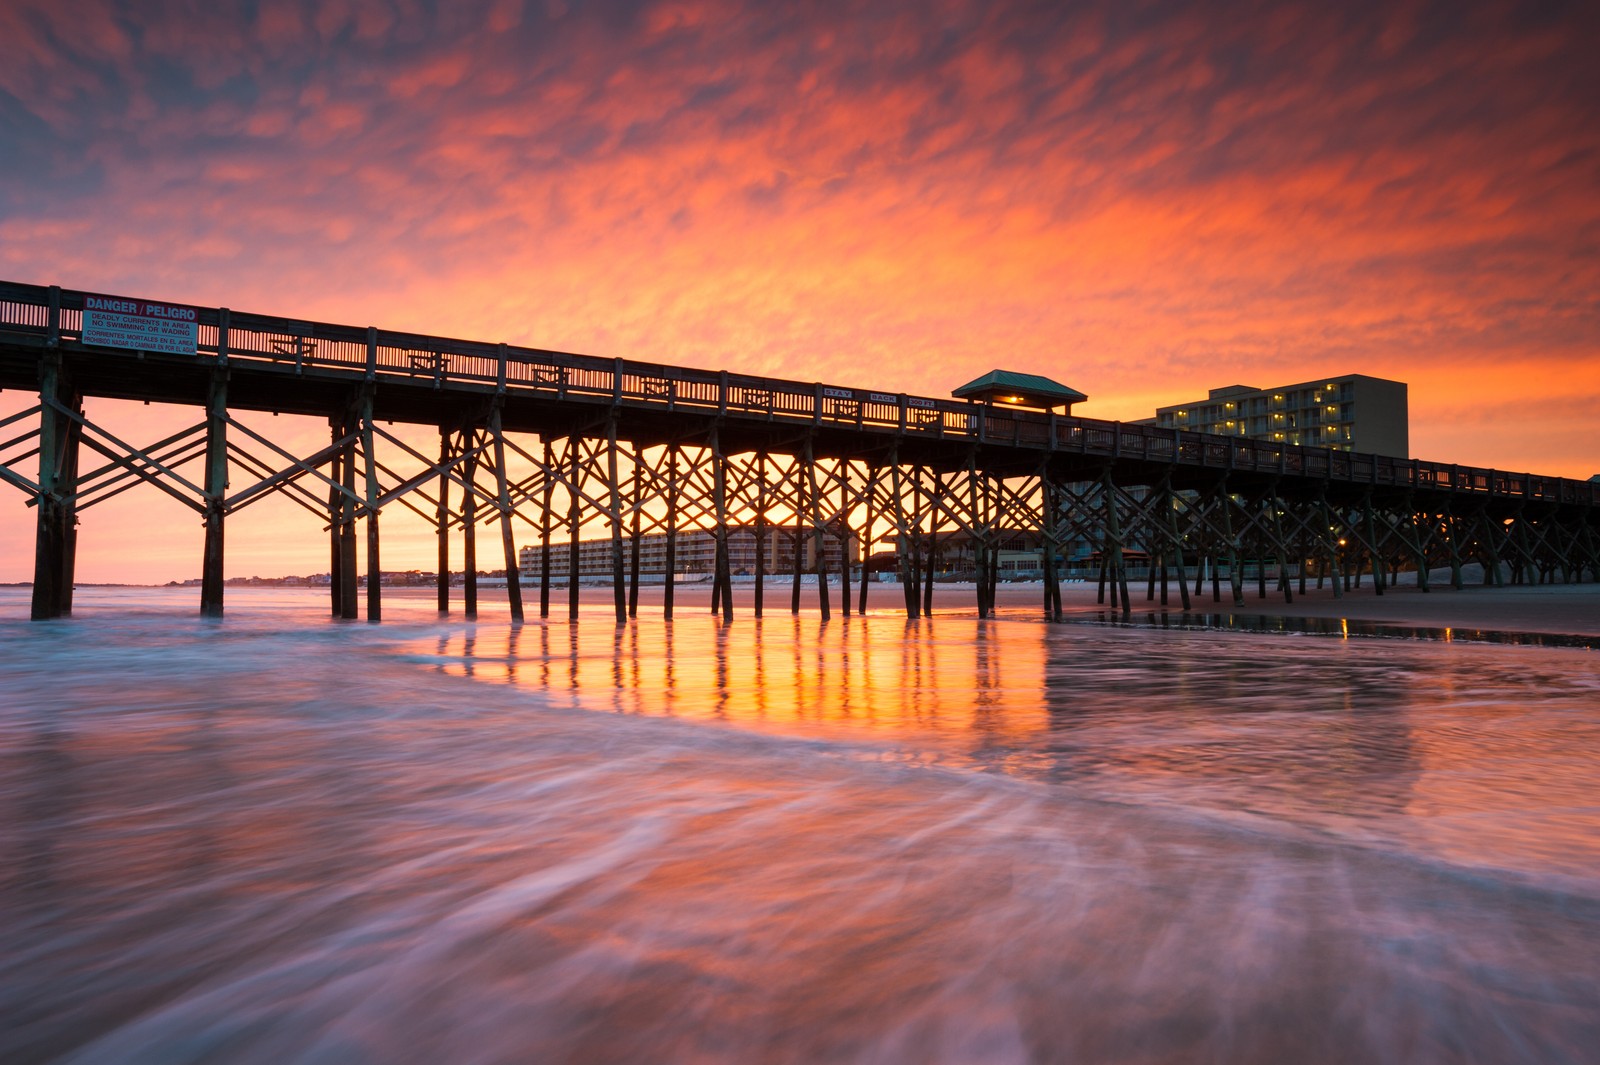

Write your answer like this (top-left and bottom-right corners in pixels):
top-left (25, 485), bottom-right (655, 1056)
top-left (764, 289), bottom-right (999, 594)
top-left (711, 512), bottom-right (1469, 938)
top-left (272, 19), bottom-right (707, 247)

top-left (720, 370), bottom-right (730, 415)
top-left (47, 285), bottom-right (61, 347)
top-left (217, 308), bottom-right (230, 366)
top-left (500, 344), bottom-right (510, 395)
top-left (365, 326), bottom-right (377, 381)
top-left (898, 395), bottom-right (907, 434)
top-left (611, 355), bottom-right (621, 404)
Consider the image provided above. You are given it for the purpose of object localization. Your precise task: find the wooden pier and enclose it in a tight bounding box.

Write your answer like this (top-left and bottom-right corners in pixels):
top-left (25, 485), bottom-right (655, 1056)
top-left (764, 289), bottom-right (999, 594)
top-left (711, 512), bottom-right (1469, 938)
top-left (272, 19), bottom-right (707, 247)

top-left (2, 280), bottom-right (1596, 622)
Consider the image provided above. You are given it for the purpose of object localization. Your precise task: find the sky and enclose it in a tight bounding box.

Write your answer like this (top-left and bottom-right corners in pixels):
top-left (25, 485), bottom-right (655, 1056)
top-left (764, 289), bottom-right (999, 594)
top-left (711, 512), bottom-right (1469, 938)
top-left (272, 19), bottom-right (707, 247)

top-left (2, 0), bottom-right (1598, 584)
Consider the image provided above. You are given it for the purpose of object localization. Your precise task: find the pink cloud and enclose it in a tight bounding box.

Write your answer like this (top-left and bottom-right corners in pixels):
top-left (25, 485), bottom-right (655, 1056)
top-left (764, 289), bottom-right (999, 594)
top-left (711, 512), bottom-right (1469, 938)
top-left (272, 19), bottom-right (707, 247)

top-left (3, 0), bottom-right (1598, 582)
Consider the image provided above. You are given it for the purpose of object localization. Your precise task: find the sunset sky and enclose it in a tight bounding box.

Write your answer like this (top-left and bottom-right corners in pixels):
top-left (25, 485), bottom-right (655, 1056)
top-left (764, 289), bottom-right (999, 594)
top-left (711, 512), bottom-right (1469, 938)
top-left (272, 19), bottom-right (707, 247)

top-left (2, 0), bottom-right (1597, 585)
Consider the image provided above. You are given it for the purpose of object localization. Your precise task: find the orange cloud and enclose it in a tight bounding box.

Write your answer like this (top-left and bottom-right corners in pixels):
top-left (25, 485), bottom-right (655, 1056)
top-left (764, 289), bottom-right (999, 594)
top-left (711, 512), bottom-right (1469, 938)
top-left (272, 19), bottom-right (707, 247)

top-left (2, 0), bottom-right (1597, 583)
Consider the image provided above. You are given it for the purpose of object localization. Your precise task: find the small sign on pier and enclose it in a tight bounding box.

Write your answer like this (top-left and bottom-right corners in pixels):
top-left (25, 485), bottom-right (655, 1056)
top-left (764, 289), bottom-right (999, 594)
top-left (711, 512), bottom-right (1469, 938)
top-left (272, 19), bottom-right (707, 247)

top-left (82, 294), bottom-right (198, 356)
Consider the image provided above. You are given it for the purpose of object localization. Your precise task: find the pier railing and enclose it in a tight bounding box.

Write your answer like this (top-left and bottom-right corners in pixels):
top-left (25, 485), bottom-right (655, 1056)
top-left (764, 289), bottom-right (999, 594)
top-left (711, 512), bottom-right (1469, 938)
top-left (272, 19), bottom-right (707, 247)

top-left (2, 280), bottom-right (1594, 508)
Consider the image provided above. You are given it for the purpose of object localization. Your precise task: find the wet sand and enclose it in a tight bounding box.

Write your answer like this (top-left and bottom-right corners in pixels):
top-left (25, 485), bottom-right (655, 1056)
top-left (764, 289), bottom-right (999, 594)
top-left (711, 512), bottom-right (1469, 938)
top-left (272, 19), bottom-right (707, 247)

top-left (1007, 569), bottom-right (1600, 638)
top-left (431, 568), bottom-right (1600, 639)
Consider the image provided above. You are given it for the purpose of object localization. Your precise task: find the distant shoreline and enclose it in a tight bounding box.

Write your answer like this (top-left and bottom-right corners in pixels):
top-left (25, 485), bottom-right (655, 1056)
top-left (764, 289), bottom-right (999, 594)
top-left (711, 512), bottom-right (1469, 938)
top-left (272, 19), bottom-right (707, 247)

top-left (9, 570), bottom-right (1594, 639)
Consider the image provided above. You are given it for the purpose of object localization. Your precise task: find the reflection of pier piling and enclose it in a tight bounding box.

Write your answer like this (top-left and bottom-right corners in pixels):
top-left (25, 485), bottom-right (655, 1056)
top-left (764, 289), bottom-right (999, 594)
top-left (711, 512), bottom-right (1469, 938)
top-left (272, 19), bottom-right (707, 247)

top-left (3, 279), bottom-right (1597, 622)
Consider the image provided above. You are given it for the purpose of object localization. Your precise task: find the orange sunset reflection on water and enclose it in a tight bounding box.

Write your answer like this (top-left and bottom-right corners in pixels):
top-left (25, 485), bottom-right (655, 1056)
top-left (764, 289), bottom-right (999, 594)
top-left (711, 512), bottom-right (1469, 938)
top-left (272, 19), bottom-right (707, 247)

top-left (406, 596), bottom-right (1600, 883)
top-left (4, 586), bottom-right (1600, 1061)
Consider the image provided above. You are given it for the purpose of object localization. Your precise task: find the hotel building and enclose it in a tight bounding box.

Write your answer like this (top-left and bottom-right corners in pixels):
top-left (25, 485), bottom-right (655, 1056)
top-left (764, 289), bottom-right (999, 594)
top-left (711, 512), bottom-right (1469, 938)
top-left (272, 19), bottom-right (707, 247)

top-left (1147, 374), bottom-right (1408, 457)
top-left (518, 524), bottom-right (856, 582)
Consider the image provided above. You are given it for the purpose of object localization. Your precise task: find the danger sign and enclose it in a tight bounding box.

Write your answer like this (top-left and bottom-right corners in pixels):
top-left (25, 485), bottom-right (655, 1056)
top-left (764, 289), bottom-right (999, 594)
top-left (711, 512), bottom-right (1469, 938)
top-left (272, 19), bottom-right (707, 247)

top-left (82, 294), bottom-right (199, 356)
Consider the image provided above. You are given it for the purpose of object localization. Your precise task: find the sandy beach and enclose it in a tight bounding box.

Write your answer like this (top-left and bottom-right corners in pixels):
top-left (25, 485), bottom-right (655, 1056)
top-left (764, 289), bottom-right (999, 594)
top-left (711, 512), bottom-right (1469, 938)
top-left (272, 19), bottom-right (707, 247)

top-left (989, 568), bottom-right (1600, 638)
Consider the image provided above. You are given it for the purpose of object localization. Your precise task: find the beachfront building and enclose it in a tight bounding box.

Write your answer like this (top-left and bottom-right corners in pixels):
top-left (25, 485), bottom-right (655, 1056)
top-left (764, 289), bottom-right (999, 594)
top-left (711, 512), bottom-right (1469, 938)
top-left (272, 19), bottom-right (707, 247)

top-left (886, 529), bottom-right (1099, 578)
top-left (518, 525), bottom-right (857, 582)
top-left (1146, 374), bottom-right (1408, 457)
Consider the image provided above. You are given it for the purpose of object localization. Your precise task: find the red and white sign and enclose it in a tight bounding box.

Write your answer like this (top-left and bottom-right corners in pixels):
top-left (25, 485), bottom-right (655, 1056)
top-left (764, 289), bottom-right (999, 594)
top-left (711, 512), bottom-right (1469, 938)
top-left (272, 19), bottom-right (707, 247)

top-left (81, 294), bottom-right (199, 356)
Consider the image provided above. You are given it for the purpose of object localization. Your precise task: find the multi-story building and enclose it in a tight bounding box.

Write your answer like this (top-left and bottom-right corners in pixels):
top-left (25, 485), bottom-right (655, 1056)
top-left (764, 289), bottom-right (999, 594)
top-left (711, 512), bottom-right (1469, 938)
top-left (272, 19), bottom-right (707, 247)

top-left (518, 524), bottom-right (856, 582)
top-left (1147, 374), bottom-right (1408, 457)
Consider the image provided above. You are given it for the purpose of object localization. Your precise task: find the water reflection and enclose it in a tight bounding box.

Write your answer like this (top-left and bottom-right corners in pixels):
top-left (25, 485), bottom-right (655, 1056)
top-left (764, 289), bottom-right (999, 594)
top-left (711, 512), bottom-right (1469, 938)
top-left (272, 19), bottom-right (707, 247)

top-left (2, 589), bottom-right (1598, 1064)
top-left (412, 607), bottom-right (1600, 883)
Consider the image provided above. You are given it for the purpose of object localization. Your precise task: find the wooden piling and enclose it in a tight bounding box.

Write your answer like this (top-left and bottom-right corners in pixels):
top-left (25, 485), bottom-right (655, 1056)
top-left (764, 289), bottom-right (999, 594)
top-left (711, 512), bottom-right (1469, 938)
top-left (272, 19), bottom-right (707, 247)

top-left (339, 412), bottom-right (359, 620)
top-left (664, 443), bottom-right (679, 620)
top-left (437, 429), bottom-right (451, 613)
top-left (329, 419), bottom-right (343, 617)
top-left (360, 391), bottom-right (381, 622)
top-left (805, 436), bottom-right (830, 620)
top-left (30, 354), bottom-right (80, 620)
top-left (491, 406), bottom-right (523, 623)
top-left (754, 452), bottom-right (767, 618)
top-left (200, 369), bottom-right (228, 618)
top-left (461, 431), bottom-right (478, 620)
top-left (539, 437), bottom-right (553, 617)
top-left (711, 428), bottom-right (733, 619)
top-left (567, 436), bottom-right (580, 621)
top-left (609, 416), bottom-right (627, 623)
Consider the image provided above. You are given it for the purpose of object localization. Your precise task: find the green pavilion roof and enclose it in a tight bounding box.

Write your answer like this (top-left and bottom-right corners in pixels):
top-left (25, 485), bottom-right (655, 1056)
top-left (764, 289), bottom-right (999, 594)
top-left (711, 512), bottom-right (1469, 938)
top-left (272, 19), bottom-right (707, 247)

top-left (951, 370), bottom-right (1088, 410)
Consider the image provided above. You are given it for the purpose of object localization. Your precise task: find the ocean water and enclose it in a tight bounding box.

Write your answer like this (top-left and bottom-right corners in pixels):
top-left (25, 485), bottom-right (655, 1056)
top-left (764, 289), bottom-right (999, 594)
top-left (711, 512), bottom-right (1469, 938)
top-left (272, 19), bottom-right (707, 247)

top-left (2, 587), bottom-right (1597, 1064)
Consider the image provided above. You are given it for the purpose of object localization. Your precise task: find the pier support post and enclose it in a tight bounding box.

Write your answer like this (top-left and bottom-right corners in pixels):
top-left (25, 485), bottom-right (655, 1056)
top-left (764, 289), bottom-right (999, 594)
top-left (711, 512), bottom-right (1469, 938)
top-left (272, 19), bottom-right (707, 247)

top-left (567, 436), bottom-right (581, 620)
top-left (540, 437), bottom-right (553, 618)
top-left (921, 467), bottom-right (938, 616)
top-left (1041, 467), bottom-right (1062, 620)
top-left (711, 428), bottom-right (732, 619)
top-left (329, 420), bottom-right (343, 616)
top-left (754, 452), bottom-right (768, 618)
top-left (806, 437), bottom-right (830, 620)
top-left (1219, 480), bottom-right (1243, 607)
top-left (491, 405), bottom-right (524, 623)
top-left (1102, 470), bottom-right (1132, 613)
top-left (791, 457), bottom-right (805, 616)
top-left (1268, 489), bottom-right (1292, 604)
top-left (437, 428), bottom-right (451, 612)
top-left (1363, 493), bottom-right (1385, 597)
top-left (360, 390), bottom-right (381, 622)
top-left (858, 464), bottom-right (875, 615)
top-left (610, 415), bottom-right (628, 623)
top-left (628, 447), bottom-right (642, 619)
top-left (891, 456), bottom-right (919, 618)
top-left (664, 443), bottom-right (679, 620)
top-left (340, 412), bottom-right (359, 619)
top-left (1167, 479), bottom-right (1192, 612)
top-left (1320, 493), bottom-right (1344, 599)
top-left (31, 353), bottom-right (81, 620)
top-left (200, 369), bottom-right (229, 617)
top-left (839, 461), bottom-right (852, 617)
top-left (462, 430), bottom-right (479, 620)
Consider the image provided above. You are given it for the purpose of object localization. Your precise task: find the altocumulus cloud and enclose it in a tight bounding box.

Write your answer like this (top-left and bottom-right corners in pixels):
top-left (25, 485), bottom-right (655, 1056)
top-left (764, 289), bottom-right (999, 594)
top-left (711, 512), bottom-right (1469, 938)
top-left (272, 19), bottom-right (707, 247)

top-left (1, 0), bottom-right (1597, 475)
